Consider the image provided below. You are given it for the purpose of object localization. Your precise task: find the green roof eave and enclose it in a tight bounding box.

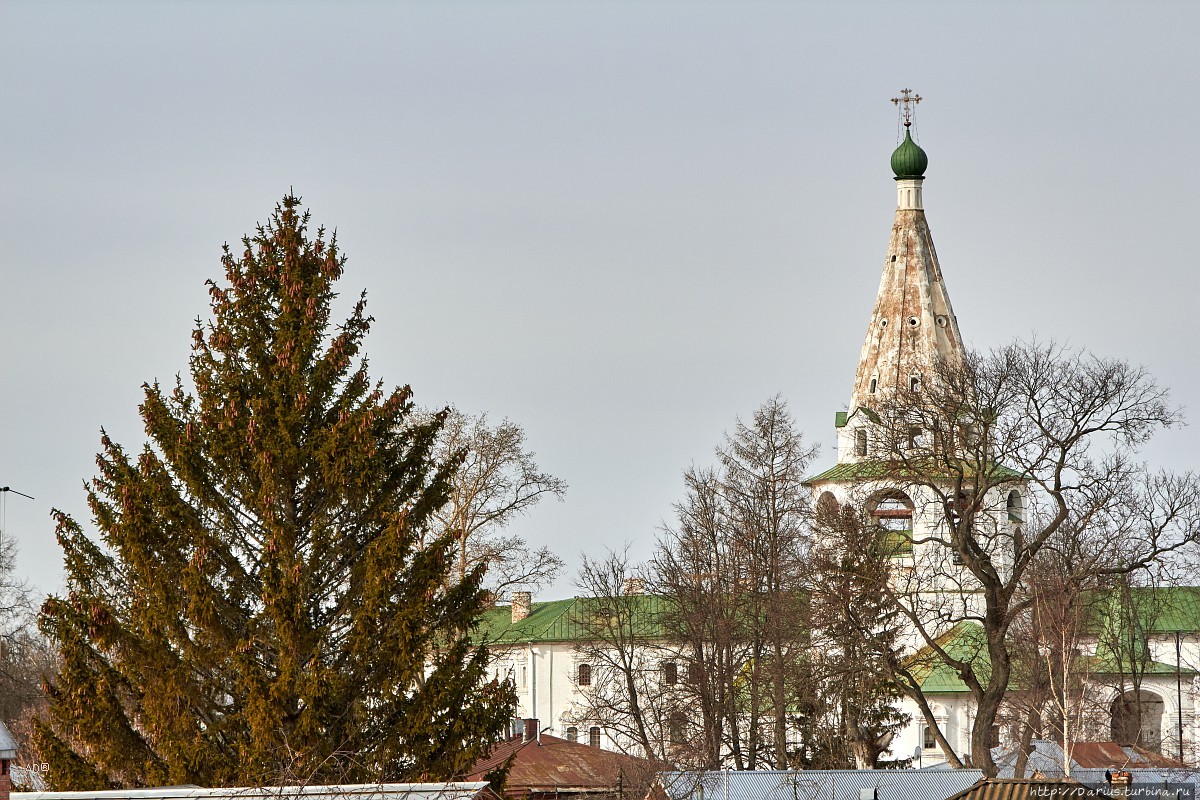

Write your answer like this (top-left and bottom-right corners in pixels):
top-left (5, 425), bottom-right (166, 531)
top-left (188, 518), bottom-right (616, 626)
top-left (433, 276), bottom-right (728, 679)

top-left (803, 459), bottom-right (1025, 486)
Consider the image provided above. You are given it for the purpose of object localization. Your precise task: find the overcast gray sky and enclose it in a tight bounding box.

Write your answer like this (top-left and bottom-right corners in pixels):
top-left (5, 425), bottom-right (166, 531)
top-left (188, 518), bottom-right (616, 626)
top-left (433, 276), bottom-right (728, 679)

top-left (2, 0), bottom-right (1198, 599)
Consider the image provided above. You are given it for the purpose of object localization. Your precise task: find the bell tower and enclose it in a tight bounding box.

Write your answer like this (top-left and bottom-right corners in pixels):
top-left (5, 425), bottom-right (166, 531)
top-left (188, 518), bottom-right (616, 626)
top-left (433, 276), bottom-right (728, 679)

top-left (836, 91), bottom-right (966, 463)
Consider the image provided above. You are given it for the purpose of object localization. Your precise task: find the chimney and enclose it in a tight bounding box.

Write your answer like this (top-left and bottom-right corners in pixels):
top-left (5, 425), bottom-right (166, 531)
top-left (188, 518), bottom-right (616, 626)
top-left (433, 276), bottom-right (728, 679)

top-left (621, 577), bottom-right (645, 596)
top-left (1109, 770), bottom-right (1132, 798)
top-left (511, 591), bottom-right (532, 623)
top-left (0, 720), bottom-right (17, 800)
top-left (523, 718), bottom-right (539, 743)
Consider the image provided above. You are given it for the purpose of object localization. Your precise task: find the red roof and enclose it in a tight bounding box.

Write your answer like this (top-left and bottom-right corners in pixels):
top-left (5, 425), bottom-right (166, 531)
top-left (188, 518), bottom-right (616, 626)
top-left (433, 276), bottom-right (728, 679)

top-left (1069, 741), bottom-right (1184, 769)
top-left (464, 734), bottom-right (657, 796)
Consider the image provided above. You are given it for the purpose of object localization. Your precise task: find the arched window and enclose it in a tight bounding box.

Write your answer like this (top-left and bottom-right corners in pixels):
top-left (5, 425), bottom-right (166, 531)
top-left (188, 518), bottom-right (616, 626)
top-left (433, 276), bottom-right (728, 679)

top-left (565, 726), bottom-right (578, 742)
top-left (855, 429), bottom-right (868, 457)
top-left (869, 377), bottom-right (878, 394)
top-left (1112, 690), bottom-right (1164, 753)
top-left (589, 726), bottom-right (602, 747)
top-left (577, 663), bottom-right (591, 686)
top-left (909, 375), bottom-right (921, 392)
top-left (870, 490), bottom-right (914, 557)
top-left (923, 726), bottom-right (937, 750)
top-left (1007, 490), bottom-right (1024, 524)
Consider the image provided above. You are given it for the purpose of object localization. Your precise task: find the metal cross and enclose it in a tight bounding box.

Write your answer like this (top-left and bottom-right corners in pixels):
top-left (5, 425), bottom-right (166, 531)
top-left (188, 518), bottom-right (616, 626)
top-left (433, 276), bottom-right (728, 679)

top-left (891, 88), bottom-right (922, 127)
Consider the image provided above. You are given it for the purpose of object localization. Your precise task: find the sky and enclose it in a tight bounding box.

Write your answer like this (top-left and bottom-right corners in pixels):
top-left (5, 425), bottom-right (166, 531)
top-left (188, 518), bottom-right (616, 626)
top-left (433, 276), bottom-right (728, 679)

top-left (2, 0), bottom-right (1198, 601)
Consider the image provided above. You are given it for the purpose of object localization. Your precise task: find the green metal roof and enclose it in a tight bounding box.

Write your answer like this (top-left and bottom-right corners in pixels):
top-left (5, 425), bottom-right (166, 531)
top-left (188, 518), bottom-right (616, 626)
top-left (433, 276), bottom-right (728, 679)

top-left (907, 590), bottom-right (1200, 694)
top-left (835, 411), bottom-right (849, 428)
top-left (475, 595), bottom-right (669, 646)
top-left (907, 622), bottom-right (989, 694)
top-left (1127, 585), bottom-right (1200, 633)
top-left (891, 129), bottom-right (928, 178)
top-left (804, 459), bottom-right (1025, 485)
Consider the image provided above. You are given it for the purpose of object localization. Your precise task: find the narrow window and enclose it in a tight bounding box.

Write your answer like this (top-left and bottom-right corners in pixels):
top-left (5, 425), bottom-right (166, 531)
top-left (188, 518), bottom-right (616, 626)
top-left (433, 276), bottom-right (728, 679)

top-left (868, 377), bottom-right (877, 394)
top-left (855, 429), bottom-right (868, 457)
top-left (521, 665), bottom-right (527, 687)
top-left (577, 663), bottom-right (591, 686)
top-left (589, 726), bottom-right (601, 748)
top-left (687, 661), bottom-right (702, 684)
top-left (923, 726), bottom-right (936, 750)
top-left (907, 426), bottom-right (921, 450)
top-left (669, 713), bottom-right (688, 747)
top-left (909, 375), bottom-right (920, 392)
top-left (566, 726), bottom-right (578, 742)
top-left (664, 661), bottom-right (678, 685)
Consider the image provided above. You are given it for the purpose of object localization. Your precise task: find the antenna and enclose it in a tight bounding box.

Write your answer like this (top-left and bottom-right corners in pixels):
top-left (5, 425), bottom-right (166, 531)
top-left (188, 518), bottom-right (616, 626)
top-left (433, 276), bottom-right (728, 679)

top-left (0, 486), bottom-right (35, 559)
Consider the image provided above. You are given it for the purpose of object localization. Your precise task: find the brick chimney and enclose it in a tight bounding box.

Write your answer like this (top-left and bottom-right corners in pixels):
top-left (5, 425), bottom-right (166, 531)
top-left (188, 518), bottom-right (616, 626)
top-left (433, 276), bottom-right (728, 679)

top-left (622, 577), bottom-right (645, 596)
top-left (1109, 770), bottom-right (1132, 798)
top-left (0, 719), bottom-right (17, 800)
top-left (511, 591), bottom-right (532, 623)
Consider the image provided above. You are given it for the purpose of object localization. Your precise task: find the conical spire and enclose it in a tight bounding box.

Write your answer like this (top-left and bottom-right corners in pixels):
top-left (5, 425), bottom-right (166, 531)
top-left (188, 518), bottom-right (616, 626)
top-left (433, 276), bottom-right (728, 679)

top-left (847, 121), bottom-right (965, 423)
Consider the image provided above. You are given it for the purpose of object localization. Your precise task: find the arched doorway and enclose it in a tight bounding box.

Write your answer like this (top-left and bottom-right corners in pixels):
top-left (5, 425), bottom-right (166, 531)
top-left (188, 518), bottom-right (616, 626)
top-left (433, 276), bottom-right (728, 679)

top-left (1111, 689), bottom-right (1165, 753)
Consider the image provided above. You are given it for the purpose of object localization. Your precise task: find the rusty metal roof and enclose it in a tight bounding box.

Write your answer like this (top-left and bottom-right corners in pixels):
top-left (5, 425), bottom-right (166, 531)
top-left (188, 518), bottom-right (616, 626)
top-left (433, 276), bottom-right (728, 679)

top-left (465, 735), bottom-right (655, 795)
top-left (1069, 742), bottom-right (1184, 770)
top-left (992, 738), bottom-right (1188, 778)
top-left (943, 779), bottom-right (1105, 800)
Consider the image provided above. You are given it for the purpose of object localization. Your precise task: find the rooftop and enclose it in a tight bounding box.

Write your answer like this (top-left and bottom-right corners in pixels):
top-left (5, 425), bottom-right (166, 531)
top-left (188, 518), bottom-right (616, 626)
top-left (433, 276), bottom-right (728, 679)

top-left (475, 596), bottom-right (667, 646)
top-left (465, 734), bottom-right (654, 796)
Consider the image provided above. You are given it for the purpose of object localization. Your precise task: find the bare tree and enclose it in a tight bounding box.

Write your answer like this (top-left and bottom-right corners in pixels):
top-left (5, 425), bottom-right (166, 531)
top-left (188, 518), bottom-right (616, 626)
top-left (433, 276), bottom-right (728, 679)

top-left (719, 396), bottom-right (818, 768)
top-left (430, 409), bottom-right (567, 597)
top-left (861, 339), bottom-right (1200, 776)
top-left (1, 536), bottom-right (56, 768)
top-left (570, 547), bottom-right (675, 766)
top-left (653, 465), bottom-right (750, 769)
top-left (651, 397), bottom-right (820, 769)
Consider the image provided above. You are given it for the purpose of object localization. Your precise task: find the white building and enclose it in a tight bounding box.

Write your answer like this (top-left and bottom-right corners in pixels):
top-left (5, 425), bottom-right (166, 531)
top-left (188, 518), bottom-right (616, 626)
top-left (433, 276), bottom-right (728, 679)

top-left (480, 109), bottom-right (1200, 770)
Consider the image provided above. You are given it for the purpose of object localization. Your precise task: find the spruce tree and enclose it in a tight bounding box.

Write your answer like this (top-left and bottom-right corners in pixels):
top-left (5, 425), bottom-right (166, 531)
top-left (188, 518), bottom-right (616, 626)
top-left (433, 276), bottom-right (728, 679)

top-left (34, 195), bottom-right (515, 789)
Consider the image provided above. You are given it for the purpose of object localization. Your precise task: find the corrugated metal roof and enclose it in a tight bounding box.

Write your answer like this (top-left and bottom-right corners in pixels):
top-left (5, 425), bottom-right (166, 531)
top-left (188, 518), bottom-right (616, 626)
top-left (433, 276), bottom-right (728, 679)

top-left (13, 784), bottom-right (495, 800)
top-left (465, 734), bottom-right (653, 795)
top-left (992, 740), bottom-right (1199, 792)
top-left (659, 768), bottom-right (984, 800)
top-left (943, 779), bottom-right (1105, 800)
top-left (1066, 768), bottom-right (1200, 794)
top-left (1070, 742), bottom-right (1184, 769)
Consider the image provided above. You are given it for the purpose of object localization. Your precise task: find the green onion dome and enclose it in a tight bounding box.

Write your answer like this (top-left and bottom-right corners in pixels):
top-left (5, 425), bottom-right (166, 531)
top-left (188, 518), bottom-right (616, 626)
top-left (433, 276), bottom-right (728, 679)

top-left (890, 129), bottom-right (928, 178)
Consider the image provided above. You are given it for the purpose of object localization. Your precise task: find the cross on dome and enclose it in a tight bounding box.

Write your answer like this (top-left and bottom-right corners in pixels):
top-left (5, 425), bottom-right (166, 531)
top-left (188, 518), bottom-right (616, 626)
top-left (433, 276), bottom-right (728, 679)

top-left (891, 88), bottom-right (921, 128)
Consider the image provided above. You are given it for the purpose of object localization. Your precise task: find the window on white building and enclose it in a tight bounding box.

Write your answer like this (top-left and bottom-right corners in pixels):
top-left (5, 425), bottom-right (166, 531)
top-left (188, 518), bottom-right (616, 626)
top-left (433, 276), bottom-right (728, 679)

top-left (589, 726), bottom-right (601, 747)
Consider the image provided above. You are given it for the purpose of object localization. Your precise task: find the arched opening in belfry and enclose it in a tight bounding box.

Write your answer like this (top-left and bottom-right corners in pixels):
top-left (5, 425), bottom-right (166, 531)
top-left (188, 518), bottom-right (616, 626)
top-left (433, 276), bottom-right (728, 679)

top-left (1006, 490), bottom-right (1024, 524)
top-left (1111, 690), bottom-right (1165, 753)
top-left (867, 489), bottom-right (914, 557)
